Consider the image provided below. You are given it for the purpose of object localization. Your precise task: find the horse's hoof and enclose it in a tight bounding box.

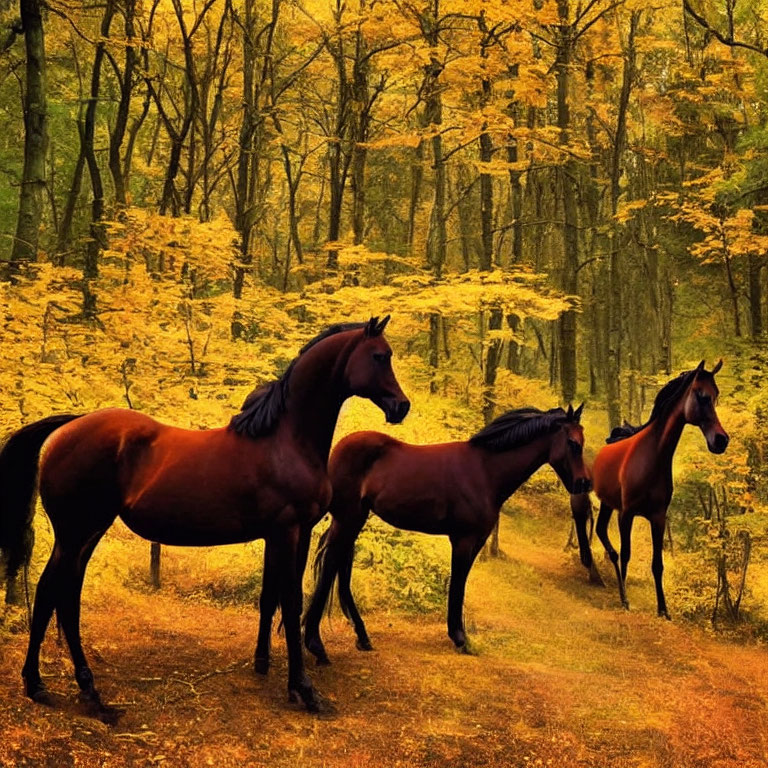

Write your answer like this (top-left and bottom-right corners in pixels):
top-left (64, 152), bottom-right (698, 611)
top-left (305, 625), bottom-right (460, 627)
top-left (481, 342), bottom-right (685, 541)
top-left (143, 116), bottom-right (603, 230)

top-left (658, 610), bottom-right (671, 621)
top-left (315, 655), bottom-right (331, 667)
top-left (288, 683), bottom-right (320, 713)
top-left (253, 657), bottom-right (269, 675)
top-left (87, 699), bottom-right (124, 725)
top-left (621, 601), bottom-right (630, 611)
top-left (457, 639), bottom-right (479, 656)
top-left (27, 683), bottom-right (55, 707)
top-left (355, 638), bottom-right (373, 652)
top-left (589, 567), bottom-right (605, 587)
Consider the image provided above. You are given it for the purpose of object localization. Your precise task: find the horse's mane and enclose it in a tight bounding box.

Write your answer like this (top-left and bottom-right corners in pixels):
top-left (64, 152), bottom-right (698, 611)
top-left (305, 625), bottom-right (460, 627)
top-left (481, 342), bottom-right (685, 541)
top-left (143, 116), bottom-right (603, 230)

top-left (469, 407), bottom-right (572, 453)
top-left (228, 322), bottom-right (368, 439)
top-left (605, 367), bottom-right (709, 444)
top-left (606, 422), bottom-right (644, 444)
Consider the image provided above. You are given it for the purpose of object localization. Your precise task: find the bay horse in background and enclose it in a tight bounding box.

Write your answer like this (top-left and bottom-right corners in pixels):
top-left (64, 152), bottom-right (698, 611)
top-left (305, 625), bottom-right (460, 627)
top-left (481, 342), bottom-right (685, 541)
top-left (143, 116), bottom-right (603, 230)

top-left (303, 404), bottom-right (594, 666)
top-left (587, 360), bottom-right (728, 618)
top-left (0, 316), bottom-right (410, 718)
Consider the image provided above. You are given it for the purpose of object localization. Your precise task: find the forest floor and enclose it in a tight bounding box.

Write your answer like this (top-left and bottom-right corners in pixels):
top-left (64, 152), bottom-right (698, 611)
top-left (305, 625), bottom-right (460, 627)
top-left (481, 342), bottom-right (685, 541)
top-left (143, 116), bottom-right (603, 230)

top-left (1, 493), bottom-right (768, 768)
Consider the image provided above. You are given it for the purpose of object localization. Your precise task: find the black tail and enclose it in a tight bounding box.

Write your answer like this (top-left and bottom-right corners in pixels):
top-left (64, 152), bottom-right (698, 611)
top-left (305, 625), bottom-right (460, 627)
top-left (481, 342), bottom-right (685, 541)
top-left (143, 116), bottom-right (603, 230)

top-left (0, 414), bottom-right (81, 602)
top-left (308, 526), bottom-right (338, 620)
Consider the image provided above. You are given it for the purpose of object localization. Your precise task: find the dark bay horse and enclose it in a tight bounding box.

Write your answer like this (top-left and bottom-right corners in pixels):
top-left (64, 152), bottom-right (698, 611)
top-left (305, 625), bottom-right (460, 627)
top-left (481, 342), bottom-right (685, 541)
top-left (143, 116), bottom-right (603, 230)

top-left (589, 360), bottom-right (728, 618)
top-left (303, 404), bottom-right (593, 665)
top-left (0, 316), bottom-right (410, 717)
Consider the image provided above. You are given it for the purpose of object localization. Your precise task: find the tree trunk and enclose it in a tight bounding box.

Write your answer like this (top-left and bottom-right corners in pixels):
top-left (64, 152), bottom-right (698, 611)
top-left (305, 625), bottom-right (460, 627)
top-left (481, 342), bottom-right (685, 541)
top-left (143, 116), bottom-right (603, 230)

top-left (555, 6), bottom-right (578, 404)
top-left (82, 0), bottom-right (116, 316)
top-left (10, 0), bottom-right (47, 264)
top-left (56, 149), bottom-right (85, 261)
top-left (749, 253), bottom-right (762, 338)
top-left (108, 0), bottom-right (137, 207)
top-left (150, 542), bottom-right (161, 589)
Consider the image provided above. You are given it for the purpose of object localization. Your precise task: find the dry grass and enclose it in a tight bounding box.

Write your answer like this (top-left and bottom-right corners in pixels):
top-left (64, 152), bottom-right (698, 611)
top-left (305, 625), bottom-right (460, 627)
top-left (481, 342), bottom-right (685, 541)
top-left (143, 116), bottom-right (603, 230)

top-left (2, 492), bottom-right (768, 767)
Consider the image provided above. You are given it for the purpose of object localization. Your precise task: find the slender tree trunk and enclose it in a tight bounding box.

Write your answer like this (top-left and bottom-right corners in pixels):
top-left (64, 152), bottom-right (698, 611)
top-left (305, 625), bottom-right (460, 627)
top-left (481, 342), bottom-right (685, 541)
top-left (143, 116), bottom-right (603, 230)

top-left (56, 149), bottom-right (85, 261)
top-left (555, 6), bottom-right (578, 404)
top-left (408, 138), bottom-right (425, 252)
top-left (82, 0), bottom-right (116, 316)
top-left (108, 0), bottom-right (137, 207)
top-left (749, 253), bottom-right (762, 338)
top-left (10, 0), bottom-right (47, 264)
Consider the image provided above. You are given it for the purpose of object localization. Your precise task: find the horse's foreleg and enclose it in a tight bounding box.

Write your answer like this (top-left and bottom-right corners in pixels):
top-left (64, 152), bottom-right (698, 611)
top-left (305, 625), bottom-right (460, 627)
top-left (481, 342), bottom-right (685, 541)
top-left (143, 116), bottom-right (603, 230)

top-left (572, 494), bottom-right (603, 585)
top-left (276, 525), bottom-right (319, 713)
top-left (22, 544), bottom-right (62, 704)
top-left (595, 503), bottom-right (627, 609)
top-left (619, 513), bottom-right (634, 610)
top-left (254, 540), bottom-right (280, 675)
top-left (651, 514), bottom-right (670, 620)
top-left (447, 535), bottom-right (483, 651)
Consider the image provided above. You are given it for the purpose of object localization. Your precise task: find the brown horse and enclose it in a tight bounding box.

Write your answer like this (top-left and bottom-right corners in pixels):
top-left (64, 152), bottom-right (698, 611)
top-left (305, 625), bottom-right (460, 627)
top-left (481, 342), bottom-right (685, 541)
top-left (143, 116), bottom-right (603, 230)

top-left (590, 360), bottom-right (728, 618)
top-left (303, 404), bottom-right (593, 665)
top-left (0, 317), bottom-right (409, 718)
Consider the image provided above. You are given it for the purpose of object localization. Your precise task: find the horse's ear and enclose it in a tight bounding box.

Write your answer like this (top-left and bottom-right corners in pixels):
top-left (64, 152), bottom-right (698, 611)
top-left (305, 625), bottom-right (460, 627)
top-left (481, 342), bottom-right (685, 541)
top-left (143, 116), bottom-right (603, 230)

top-left (695, 359), bottom-right (706, 373)
top-left (574, 402), bottom-right (584, 422)
top-left (375, 314), bottom-right (391, 335)
top-left (364, 317), bottom-right (379, 337)
top-left (566, 404), bottom-right (574, 420)
top-left (712, 358), bottom-right (723, 375)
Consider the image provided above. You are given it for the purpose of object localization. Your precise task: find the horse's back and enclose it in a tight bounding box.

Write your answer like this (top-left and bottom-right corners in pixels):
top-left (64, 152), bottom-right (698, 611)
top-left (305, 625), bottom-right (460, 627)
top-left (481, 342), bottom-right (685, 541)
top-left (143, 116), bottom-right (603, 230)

top-left (329, 431), bottom-right (400, 482)
top-left (331, 435), bottom-right (479, 534)
top-left (39, 409), bottom-right (160, 495)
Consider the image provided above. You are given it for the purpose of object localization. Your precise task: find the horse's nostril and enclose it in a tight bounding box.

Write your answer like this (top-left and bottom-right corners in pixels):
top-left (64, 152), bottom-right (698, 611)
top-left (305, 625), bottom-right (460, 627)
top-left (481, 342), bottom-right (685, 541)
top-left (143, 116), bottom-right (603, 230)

top-left (714, 433), bottom-right (728, 452)
top-left (398, 401), bottom-right (411, 420)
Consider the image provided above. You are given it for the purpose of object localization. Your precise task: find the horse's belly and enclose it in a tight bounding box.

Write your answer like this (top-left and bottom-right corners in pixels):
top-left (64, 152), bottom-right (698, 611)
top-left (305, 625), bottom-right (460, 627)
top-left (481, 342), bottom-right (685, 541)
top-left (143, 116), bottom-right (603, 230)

top-left (121, 484), bottom-right (277, 546)
top-left (121, 511), bottom-right (268, 547)
top-left (374, 497), bottom-right (450, 536)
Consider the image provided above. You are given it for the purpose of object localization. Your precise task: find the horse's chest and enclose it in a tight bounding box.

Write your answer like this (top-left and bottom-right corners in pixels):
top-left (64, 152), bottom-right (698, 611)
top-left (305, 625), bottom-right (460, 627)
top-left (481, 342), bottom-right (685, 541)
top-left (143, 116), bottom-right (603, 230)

top-left (622, 471), bottom-right (672, 512)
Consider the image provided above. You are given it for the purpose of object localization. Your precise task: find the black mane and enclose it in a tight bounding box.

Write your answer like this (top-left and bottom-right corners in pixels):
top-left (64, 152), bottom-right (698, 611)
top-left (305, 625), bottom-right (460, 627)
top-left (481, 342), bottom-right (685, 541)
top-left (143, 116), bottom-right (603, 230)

top-left (605, 367), bottom-right (708, 444)
top-left (469, 407), bottom-right (572, 452)
top-left (228, 322), bottom-right (368, 439)
top-left (606, 422), bottom-right (644, 444)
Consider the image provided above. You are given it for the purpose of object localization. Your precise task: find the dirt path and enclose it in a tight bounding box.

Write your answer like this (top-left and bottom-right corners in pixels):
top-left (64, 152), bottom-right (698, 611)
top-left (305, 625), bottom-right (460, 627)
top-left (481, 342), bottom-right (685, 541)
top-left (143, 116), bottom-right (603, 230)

top-left (1, 505), bottom-right (768, 768)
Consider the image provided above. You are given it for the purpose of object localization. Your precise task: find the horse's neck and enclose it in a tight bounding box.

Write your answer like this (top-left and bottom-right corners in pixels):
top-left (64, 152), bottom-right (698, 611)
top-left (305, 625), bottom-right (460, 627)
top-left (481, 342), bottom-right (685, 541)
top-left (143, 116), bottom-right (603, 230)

top-left (482, 435), bottom-right (552, 507)
top-left (281, 336), bottom-right (353, 464)
top-left (647, 402), bottom-right (687, 468)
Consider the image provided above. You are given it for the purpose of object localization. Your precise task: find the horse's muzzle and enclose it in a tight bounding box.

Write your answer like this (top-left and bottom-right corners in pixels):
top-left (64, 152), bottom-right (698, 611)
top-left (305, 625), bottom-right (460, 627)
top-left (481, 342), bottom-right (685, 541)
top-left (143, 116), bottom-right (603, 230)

top-left (385, 399), bottom-right (410, 424)
top-left (710, 432), bottom-right (729, 454)
top-left (573, 477), bottom-right (591, 495)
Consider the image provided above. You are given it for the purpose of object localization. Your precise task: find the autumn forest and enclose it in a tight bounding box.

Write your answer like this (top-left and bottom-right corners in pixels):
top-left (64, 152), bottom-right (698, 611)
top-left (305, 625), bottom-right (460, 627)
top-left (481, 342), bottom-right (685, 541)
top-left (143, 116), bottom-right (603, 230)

top-left (2, 0), bottom-right (768, 765)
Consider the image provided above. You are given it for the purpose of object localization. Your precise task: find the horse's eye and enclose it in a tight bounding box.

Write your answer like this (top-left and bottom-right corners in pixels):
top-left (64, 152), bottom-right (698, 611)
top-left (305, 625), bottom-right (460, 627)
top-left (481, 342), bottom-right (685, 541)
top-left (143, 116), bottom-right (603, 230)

top-left (568, 439), bottom-right (582, 457)
top-left (372, 352), bottom-right (389, 364)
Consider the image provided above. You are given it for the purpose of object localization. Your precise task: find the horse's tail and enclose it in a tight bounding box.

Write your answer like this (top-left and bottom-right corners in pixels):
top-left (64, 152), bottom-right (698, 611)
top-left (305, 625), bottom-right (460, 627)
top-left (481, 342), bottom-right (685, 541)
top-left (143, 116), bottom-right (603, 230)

top-left (0, 414), bottom-right (81, 599)
top-left (308, 526), bottom-right (337, 619)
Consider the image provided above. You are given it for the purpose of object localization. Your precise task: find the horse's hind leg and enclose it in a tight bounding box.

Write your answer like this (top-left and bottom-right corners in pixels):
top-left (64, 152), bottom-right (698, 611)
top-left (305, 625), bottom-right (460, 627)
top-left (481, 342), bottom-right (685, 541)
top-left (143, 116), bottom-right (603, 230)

top-left (56, 530), bottom-right (121, 722)
top-left (447, 535), bottom-right (483, 651)
top-left (595, 503), bottom-right (628, 610)
top-left (336, 537), bottom-right (371, 652)
top-left (22, 543), bottom-right (63, 703)
top-left (303, 520), bottom-right (347, 665)
top-left (254, 540), bottom-right (280, 675)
